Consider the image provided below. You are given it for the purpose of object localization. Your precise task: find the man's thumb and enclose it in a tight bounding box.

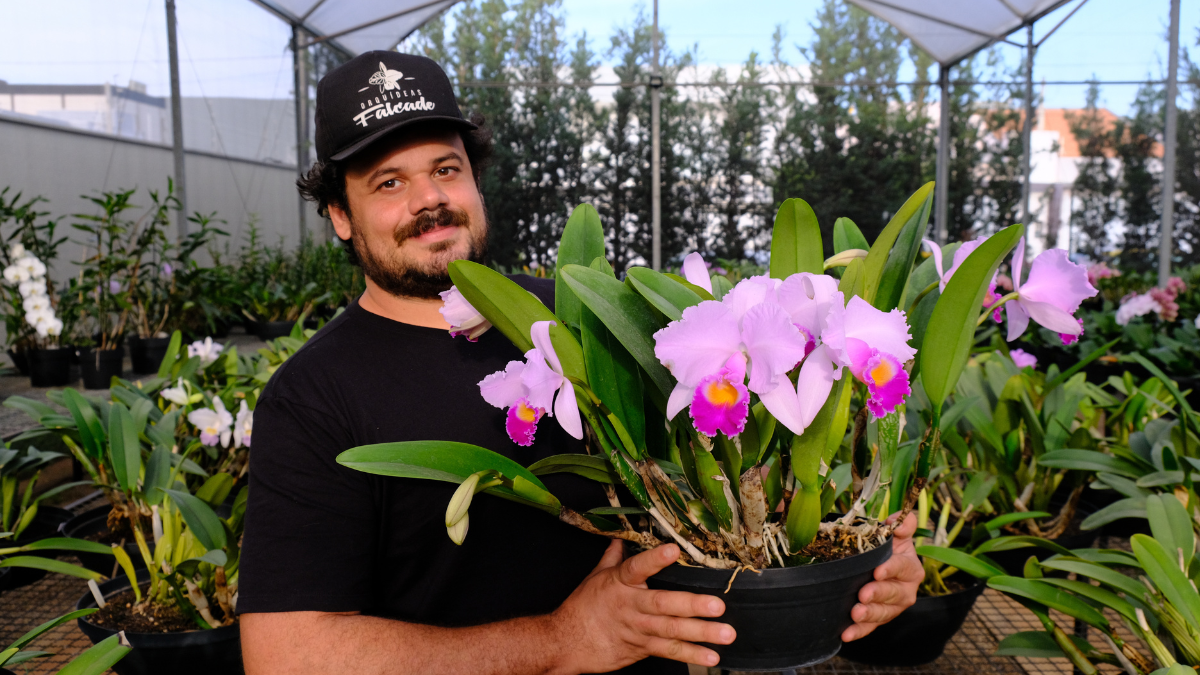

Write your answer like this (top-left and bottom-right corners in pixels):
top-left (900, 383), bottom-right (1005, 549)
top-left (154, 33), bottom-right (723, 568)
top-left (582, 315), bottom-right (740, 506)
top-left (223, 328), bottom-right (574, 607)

top-left (590, 539), bottom-right (625, 574)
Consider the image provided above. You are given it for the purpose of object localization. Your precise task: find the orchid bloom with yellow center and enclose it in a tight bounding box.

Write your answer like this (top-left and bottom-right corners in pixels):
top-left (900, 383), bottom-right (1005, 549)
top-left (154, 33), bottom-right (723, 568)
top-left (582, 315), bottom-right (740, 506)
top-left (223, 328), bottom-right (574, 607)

top-left (478, 321), bottom-right (582, 446)
top-left (187, 397), bottom-right (233, 447)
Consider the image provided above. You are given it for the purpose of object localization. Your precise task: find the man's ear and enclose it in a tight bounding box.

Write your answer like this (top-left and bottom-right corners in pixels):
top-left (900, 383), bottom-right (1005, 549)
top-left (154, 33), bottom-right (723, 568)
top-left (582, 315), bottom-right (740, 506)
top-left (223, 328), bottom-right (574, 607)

top-left (329, 203), bottom-right (353, 241)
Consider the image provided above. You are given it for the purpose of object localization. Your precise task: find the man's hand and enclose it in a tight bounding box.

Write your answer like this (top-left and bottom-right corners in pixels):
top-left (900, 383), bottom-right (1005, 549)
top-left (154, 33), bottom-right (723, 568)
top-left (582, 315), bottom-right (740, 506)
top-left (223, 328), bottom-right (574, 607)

top-left (841, 512), bottom-right (923, 642)
top-left (551, 540), bottom-right (735, 673)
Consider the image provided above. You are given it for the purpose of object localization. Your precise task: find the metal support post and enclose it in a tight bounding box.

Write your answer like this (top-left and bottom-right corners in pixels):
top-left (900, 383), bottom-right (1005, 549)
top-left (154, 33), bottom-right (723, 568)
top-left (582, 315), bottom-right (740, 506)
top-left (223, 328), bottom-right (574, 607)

top-left (165, 0), bottom-right (188, 239)
top-left (1158, 0), bottom-right (1180, 286)
top-left (293, 24), bottom-right (310, 242)
top-left (650, 0), bottom-right (662, 270)
top-left (935, 63), bottom-right (950, 244)
top-left (1020, 23), bottom-right (1036, 231)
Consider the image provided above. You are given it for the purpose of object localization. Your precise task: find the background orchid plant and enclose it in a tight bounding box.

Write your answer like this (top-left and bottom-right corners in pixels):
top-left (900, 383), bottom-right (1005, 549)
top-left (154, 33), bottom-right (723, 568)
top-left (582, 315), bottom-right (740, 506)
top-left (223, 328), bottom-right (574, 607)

top-left (337, 185), bottom-right (1081, 570)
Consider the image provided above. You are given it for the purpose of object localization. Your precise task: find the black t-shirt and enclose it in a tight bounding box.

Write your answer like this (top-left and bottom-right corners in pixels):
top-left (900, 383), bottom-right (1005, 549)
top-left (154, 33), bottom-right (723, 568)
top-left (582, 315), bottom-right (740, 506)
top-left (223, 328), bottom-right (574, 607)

top-left (239, 276), bottom-right (682, 674)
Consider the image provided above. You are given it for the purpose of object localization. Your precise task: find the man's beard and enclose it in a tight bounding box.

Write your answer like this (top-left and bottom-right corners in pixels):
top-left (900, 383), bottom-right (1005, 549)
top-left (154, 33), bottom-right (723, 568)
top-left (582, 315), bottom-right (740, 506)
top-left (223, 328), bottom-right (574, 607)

top-left (351, 206), bottom-right (488, 300)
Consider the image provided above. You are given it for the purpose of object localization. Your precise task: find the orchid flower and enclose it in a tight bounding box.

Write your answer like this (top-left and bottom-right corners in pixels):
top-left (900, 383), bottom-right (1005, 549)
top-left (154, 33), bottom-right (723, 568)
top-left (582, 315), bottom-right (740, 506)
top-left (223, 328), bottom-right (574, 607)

top-left (479, 321), bottom-right (582, 446)
top-left (1005, 239), bottom-right (1097, 341)
top-left (9, 243), bottom-right (25, 259)
top-left (15, 256), bottom-right (46, 279)
top-left (923, 238), bottom-right (984, 292)
top-left (680, 252), bottom-right (713, 294)
top-left (188, 397), bottom-right (233, 447)
top-left (1116, 293), bottom-right (1161, 326)
top-left (439, 286), bottom-right (492, 341)
top-left (1059, 318), bottom-right (1085, 346)
top-left (34, 316), bottom-right (62, 338)
top-left (776, 272), bottom-right (840, 357)
top-left (1007, 349), bottom-right (1038, 369)
top-left (234, 400), bottom-right (253, 448)
top-left (3, 265), bottom-right (29, 283)
top-left (653, 276), bottom-right (809, 437)
top-left (18, 279), bottom-right (44, 299)
top-left (161, 378), bottom-right (191, 406)
top-left (22, 295), bottom-right (49, 313)
top-left (187, 337), bottom-right (224, 365)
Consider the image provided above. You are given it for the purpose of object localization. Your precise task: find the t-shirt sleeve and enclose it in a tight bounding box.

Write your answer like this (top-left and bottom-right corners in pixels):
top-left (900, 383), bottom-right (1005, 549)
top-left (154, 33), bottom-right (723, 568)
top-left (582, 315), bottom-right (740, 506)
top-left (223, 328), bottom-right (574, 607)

top-left (237, 395), bottom-right (378, 613)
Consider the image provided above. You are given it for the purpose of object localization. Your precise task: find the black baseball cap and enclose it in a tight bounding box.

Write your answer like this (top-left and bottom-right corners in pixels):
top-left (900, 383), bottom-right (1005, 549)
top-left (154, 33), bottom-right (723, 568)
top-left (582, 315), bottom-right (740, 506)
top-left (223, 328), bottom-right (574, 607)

top-left (314, 51), bottom-right (477, 164)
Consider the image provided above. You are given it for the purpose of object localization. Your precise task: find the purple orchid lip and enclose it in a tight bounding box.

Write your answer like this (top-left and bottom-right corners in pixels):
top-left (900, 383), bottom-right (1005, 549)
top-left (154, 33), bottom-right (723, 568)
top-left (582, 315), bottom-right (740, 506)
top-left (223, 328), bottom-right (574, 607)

top-left (506, 398), bottom-right (543, 447)
top-left (861, 351), bottom-right (910, 417)
top-left (690, 368), bottom-right (749, 438)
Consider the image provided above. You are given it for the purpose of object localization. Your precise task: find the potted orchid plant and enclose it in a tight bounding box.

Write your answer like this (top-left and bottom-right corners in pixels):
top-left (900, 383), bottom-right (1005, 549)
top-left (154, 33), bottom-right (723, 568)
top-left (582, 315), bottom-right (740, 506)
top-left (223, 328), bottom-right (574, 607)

top-left (335, 183), bottom-right (1094, 669)
top-left (3, 244), bottom-right (69, 387)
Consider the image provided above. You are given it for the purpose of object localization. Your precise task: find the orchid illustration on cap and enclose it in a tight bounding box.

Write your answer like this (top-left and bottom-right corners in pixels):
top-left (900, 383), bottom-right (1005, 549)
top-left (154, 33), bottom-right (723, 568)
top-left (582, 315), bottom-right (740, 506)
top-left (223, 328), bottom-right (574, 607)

top-left (479, 321), bottom-right (582, 446)
top-left (680, 252), bottom-right (713, 294)
top-left (188, 397), bottom-right (233, 447)
top-left (1004, 239), bottom-right (1096, 341)
top-left (653, 276), bottom-right (809, 437)
top-left (439, 286), bottom-right (492, 341)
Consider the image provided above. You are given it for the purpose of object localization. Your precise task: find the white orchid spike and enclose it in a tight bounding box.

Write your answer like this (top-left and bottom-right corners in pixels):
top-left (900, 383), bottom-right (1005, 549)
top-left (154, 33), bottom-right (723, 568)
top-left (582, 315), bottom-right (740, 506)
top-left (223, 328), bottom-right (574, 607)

top-left (188, 397), bottom-right (233, 447)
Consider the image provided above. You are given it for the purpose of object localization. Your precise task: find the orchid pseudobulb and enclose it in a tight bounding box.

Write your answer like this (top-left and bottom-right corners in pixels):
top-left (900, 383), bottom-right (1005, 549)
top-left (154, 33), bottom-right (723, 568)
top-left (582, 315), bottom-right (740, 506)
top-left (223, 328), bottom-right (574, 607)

top-left (440, 286), bottom-right (492, 341)
top-left (479, 321), bottom-right (582, 446)
top-left (1005, 238), bottom-right (1097, 341)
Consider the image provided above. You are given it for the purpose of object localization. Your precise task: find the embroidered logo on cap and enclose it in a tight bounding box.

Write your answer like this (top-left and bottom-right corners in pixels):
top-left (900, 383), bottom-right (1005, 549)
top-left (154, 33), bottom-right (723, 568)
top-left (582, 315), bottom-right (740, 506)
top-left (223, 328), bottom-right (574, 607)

top-left (352, 62), bottom-right (434, 128)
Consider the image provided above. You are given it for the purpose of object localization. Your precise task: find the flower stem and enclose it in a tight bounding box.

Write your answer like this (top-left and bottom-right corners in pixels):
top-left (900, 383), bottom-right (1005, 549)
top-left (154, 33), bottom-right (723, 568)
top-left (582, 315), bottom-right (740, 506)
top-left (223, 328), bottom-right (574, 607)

top-left (977, 291), bottom-right (1019, 326)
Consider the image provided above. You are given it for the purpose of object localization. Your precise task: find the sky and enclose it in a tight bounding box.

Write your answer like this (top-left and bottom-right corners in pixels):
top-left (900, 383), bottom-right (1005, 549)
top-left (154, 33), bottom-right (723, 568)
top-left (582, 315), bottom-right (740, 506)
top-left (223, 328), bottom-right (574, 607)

top-left (1, 0), bottom-right (1195, 115)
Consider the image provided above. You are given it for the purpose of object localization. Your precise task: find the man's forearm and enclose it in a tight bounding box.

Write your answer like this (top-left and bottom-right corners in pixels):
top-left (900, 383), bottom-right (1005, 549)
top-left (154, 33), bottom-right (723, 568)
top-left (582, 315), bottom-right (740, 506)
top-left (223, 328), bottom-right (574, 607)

top-left (241, 610), bottom-right (575, 675)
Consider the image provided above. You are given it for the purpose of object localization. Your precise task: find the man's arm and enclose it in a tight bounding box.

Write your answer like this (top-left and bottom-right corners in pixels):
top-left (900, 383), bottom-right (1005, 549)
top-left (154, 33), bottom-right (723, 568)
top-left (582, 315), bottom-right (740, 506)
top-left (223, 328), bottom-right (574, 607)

top-left (242, 542), bottom-right (735, 675)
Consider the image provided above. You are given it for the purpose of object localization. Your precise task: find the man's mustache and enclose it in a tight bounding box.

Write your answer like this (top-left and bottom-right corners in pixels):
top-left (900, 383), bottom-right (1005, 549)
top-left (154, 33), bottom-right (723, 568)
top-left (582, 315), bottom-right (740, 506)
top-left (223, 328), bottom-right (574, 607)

top-left (394, 207), bottom-right (471, 246)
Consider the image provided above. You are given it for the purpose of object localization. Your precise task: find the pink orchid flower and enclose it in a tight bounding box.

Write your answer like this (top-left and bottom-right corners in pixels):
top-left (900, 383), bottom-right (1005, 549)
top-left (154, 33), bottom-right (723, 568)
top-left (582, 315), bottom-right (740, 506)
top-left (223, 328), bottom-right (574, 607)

top-left (1008, 348), bottom-right (1038, 369)
top-left (188, 397), bottom-right (233, 447)
top-left (1005, 239), bottom-right (1097, 342)
top-left (653, 276), bottom-right (809, 437)
top-left (439, 286), bottom-right (492, 341)
top-left (775, 272), bottom-right (840, 357)
top-left (479, 321), bottom-right (582, 446)
top-left (1060, 318), bottom-right (1084, 346)
top-left (923, 238), bottom-right (984, 292)
top-left (681, 252), bottom-right (713, 294)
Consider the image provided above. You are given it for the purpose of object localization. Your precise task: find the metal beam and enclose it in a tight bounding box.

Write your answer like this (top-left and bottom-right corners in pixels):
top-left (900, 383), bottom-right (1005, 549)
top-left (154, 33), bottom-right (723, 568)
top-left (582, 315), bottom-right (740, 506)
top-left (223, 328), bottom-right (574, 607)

top-left (936, 63), bottom-right (950, 244)
top-left (1159, 0), bottom-right (1181, 286)
top-left (293, 24), bottom-right (309, 242)
top-left (650, 0), bottom-right (661, 271)
top-left (165, 0), bottom-right (188, 239)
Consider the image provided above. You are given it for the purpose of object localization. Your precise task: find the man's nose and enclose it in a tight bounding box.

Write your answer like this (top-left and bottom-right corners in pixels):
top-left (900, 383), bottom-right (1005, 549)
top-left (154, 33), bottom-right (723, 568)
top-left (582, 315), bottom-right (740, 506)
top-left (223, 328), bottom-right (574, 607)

top-left (408, 175), bottom-right (449, 215)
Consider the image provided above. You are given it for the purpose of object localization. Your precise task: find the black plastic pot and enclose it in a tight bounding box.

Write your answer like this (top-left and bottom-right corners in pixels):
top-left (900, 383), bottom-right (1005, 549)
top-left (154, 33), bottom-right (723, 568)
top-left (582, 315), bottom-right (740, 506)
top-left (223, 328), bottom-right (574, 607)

top-left (28, 347), bottom-right (73, 387)
top-left (839, 576), bottom-right (986, 666)
top-left (59, 505), bottom-right (145, 576)
top-left (647, 537), bottom-right (892, 671)
top-left (1, 505), bottom-right (74, 590)
top-left (128, 336), bottom-right (171, 375)
top-left (252, 320), bottom-right (295, 340)
top-left (79, 347), bottom-right (124, 390)
top-left (7, 348), bottom-right (30, 375)
top-left (76, 576), bottom-right (244, 675)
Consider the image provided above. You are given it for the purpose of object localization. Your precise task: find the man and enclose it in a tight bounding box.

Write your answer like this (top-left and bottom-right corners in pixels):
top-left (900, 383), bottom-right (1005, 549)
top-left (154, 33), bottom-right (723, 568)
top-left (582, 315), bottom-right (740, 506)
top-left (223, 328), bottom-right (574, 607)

top-left (239, 51), bottom-right (922, 674)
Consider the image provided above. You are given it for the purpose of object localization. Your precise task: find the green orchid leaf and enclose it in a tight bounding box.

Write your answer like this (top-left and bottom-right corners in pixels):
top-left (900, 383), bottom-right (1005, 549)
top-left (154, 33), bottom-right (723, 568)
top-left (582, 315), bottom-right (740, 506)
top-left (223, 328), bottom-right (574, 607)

top-left (994, 631), bottom-right (1094, 658)
top-left (692, 443), bottom-right (732, 530)
top-left (625, 267), bottom-right (703, 322)
top-left (174, 549), bottom-right (229, 578)
top-left (4, 537), bottom-right (113, 556)
top-left (527, 454), bottom-right (614, 484)
top-left (983, 511), bottom-right (1052, 532)
top-left (510, 476), bottom-right (562, 514)
top-left (987, 576), bottom-right (1108, 629)
top-left (916, 545), bottom-right (1005, 579)
top-left (5, 609), bottom-right (98, 652)
top-left (588, 506), bottom-right (647, 515)
top-left (974, 536), bottom-right (1073, 557)
top-left (1144, 494), bottom-right (1195, 571)
top-left (833, 217), bottom-right (869, 254)
top-left (448, 260), bottom-right (587, 385)
top-left (559, 264), bottom-right (672, 398)
top-left (62, 388), bottom-right (105, 460)
top-left (555, 204), bottom-right (606, 330)
top-left (1039, 578), bottom-right (1140, 623)
top-left (710, 275), bottom-right (733, 300)
top-left (56, 632), bottom-right (132, 675)
top-left (1037, 559), bottom-right (1149, 601)
top-left (157, 330), bottom-right (184, 379)
top-left (838, 257), bottom-right (866, 300)
top-left (872, 187), bottom-right (932, 312)
top-left (106, 403), bottom-right (141, 492)
top-left (0, 556), bottom-right (104, 582)
top-left (581, 303), bottom-right (646, 458)
top-left (662, 273), bottom-right (715, 301)
top-left (1131, 533), bottom-right (1200, 627)
top-left (143, 446), bottom-right (172, 506)
top-left (195, 472), bottom-right (234, 508)
top-left (161, 488), bottom-right (227, 552)
top-left (1038, 450), bottom-right (1144, 478)
top-left (920, 222), bottom-right (1023, 413)
top-left (337, 441), bottom-right (547, 491)
top-left (863, 182), bottom-right (933, 305)
top-left (769, 198), bottom-right (823, 279)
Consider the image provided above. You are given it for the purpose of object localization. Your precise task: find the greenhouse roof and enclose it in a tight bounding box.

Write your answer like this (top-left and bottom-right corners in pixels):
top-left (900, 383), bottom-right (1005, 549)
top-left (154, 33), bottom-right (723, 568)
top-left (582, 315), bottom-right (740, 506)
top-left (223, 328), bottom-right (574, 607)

top-left (845, 0), bottom-right (1076, 65)
top-left (251, 0), bottom-right (460, 56)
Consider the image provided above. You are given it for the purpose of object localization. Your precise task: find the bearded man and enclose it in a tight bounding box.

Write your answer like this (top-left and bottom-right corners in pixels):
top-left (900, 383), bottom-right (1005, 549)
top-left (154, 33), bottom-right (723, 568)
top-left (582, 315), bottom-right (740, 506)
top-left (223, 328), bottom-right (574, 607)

top-left (238, 51), bottom-right (923, 675)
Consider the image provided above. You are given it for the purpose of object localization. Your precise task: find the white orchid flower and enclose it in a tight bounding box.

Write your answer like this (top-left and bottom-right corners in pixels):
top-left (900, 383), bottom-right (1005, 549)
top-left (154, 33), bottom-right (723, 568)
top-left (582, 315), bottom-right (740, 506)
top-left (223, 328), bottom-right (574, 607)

top-left (161, 379), bottom-right (190, 406)
top-left (187, 337), bottom-right (224, 365)
top-left (18, 279), bottom-right (45, 298)
top-left (25, 307), bottom-right (53, 326)
top-left (9, 243), bottom-right (26, 259)
top-left (3, 265), bottom-right (29, 283)
top-left (22, 294), bottom-right (50, 314)
top-left (439, 286), bottom-right (492, 341)
top-left (15, 256), bottom-right (46, 279)
top-left (234, 400), bottom-right (253, 448)
top-left (35, 316), bottom-right (62, 338)
top-left (188, 397), bottom-right (234, 447)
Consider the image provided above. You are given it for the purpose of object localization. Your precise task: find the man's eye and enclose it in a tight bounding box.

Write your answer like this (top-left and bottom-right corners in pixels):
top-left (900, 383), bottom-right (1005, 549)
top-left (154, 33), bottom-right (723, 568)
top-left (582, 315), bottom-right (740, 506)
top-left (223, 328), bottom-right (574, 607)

top-left (381, 179), bottom-right (398, 189)
top-left (436, 167), bottom-right (457, 177)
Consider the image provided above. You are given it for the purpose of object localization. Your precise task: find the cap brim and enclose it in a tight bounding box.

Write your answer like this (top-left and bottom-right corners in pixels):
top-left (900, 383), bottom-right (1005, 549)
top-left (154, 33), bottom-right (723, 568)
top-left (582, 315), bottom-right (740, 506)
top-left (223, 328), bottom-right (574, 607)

top-left (329, 115), bottom-right (479, 162)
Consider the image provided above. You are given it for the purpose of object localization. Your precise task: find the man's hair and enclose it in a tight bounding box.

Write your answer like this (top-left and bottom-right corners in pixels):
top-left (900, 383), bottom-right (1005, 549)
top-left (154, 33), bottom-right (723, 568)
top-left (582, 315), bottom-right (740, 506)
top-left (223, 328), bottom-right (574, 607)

top-left (296, 112), bottom-right (493, 265)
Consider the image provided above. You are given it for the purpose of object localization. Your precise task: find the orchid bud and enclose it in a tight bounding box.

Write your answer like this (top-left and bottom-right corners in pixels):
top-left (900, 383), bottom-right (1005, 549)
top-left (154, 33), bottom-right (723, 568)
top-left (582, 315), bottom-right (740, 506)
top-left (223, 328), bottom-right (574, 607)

top-left (447, 512), bottom-right (469, 545)
top-left (446, 471), bottom-right (485, 528)
top-left (822, 248), bottom-right (867, 270)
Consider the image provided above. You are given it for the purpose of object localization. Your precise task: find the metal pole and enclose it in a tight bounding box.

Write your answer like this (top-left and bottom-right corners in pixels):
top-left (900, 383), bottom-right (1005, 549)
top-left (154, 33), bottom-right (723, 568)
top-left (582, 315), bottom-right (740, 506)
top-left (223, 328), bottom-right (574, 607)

top-left (165, 0), bottom-right (187, 239)
top-left (650, 0), bottom-right (661, 271)
top-left (1158, 0), bottom-right (1180, 287)
top-left (1020, 23), bottom-right (1035, 230)
top-left (935, 63), bottom-right (950, 244)
top-left (293, 24), bottom-right (310, 242)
